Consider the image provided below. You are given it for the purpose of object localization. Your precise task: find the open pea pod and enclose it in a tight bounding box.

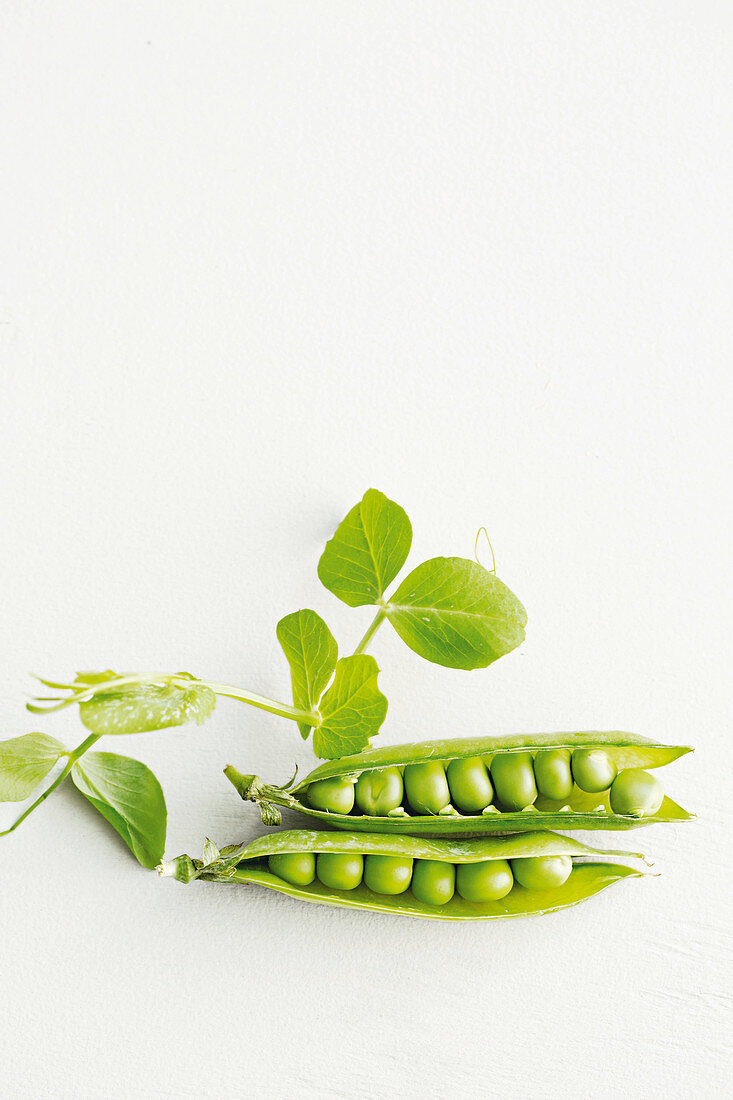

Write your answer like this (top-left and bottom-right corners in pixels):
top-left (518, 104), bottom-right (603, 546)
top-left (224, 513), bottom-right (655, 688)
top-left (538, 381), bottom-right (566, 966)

top-left (158, 829), bottom-right (648, 921)
top-left (226, 731), bottom-right (694, 836)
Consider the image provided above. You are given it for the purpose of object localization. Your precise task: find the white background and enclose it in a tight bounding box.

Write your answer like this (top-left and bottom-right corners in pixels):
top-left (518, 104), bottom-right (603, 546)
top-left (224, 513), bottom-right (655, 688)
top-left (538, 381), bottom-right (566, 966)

top-left (1, 3), bottom-right (731, 1098)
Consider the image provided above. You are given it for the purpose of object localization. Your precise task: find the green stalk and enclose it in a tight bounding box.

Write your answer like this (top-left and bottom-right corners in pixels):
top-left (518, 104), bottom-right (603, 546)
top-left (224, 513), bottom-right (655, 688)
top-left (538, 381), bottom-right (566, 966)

top-left (199, 682), bottom-right (317, 725)
top-left (352, 606), bottom-right (388, 656)
top-left (0, 732), bottom-right (100, 837)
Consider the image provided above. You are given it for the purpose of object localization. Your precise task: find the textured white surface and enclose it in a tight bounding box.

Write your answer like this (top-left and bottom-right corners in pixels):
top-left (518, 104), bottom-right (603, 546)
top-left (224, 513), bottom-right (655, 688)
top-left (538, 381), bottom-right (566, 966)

top-left (1, 3), bottom-right (731, 1098)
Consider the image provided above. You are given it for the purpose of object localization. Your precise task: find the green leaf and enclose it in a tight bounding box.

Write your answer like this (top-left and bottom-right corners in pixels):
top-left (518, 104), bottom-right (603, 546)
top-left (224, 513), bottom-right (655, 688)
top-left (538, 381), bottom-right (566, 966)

top-left (79, 678), bottom-right (216, 736)
top-left (0, 734), bottom-right (67, 801)
top-left (71, 752), bottom-right (166, 868)
top-left (314, 655), bottom-right (388, 759)
top-left (318, 488), bottom-right (413, 607)
top-left (386, 557), bottom-right (527, 670)
top-left (277, 610), bottom-right (338, 739)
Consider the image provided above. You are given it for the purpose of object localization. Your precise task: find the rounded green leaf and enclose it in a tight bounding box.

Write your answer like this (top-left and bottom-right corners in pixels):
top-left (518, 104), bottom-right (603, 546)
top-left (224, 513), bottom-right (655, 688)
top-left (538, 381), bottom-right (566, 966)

top-left (0, 733), bottom-right (67, 801)
top-left (386, 557), bottom-right (527, 669)
top-left (318, 488), bottom-right (413, 607)
top-left (313, 655), bottom-right (388, 759)
top-left (276, 610), bottom-right (337, 738)
top-left (71, 752), bottom-right (166, 868)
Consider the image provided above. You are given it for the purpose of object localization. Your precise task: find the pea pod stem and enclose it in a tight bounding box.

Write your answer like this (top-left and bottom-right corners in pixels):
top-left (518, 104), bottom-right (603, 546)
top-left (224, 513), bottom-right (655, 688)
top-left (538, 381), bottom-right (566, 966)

top-left (223, 766), bottom-right (295, 825)
top-left (224, 766), bottom-right (278, 801)
top-left (0, 732), bottom-right (101, 836)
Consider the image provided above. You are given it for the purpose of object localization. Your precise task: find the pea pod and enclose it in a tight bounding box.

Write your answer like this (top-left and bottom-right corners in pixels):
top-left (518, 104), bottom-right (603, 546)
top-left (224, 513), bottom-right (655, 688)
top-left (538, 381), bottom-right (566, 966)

top-left (226, 730), bottom-right (693, 836)
top-left (158, 829), bottom-right (649, 921)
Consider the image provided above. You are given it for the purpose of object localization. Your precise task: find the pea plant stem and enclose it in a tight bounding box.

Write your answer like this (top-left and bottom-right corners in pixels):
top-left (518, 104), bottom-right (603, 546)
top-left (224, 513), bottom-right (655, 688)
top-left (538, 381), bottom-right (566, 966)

top-left (352, 606), bottom-right (388, 656)
top-left (0, 732), bottom-right (101, 837)
top-left (200, 682), bottom-right (317, 725)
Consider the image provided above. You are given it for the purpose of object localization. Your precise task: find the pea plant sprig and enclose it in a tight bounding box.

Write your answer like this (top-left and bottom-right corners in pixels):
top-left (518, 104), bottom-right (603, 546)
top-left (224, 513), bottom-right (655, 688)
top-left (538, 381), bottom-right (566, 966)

top-left (0, 489), bottom-right (527, 869)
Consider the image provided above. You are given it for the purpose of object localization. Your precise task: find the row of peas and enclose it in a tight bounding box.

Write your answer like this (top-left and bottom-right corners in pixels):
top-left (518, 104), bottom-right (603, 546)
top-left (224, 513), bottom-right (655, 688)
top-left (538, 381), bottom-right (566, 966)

top-left (305, 748), bottom-right (665, 818)
top-left (267, 850), bottom-right (574, 906)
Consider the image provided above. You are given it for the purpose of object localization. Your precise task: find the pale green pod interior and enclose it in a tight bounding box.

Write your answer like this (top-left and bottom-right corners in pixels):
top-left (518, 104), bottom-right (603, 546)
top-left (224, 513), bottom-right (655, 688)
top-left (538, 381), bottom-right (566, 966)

top-left (234, 827), bottom-right (644, 864)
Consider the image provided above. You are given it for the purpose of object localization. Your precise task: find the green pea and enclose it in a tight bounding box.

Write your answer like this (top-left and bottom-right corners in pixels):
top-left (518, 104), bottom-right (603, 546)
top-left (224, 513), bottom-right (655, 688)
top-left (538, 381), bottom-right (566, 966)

top-left (490, 752), bottom-right (537, 811)
top-left (610, 768), bottom-right (664, 817)
top-left (316, 852), bottom-right (364, 890)
top-left (267, 852), bottom-right (316, 886)
top-left (364, 855), bottom-right (414, 895)
top-left (404, 761), bottom-right (451, 815)
top-left (354, 767), bottom-right (404, 816)
top-left (456, 859), bottom-right (513, 902)
top-left (572, 749), bottom-right (617, 793)
top-left (446, 757), bottom-right (493, 813)
top-left (511, 855), bottom-right (572, 889)
top-left (306, 776), bottom-right (355, 814)
top-left (533, 748), bottom-right (573, 801)
top-left (410, 860), bottom-right (456, 906)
